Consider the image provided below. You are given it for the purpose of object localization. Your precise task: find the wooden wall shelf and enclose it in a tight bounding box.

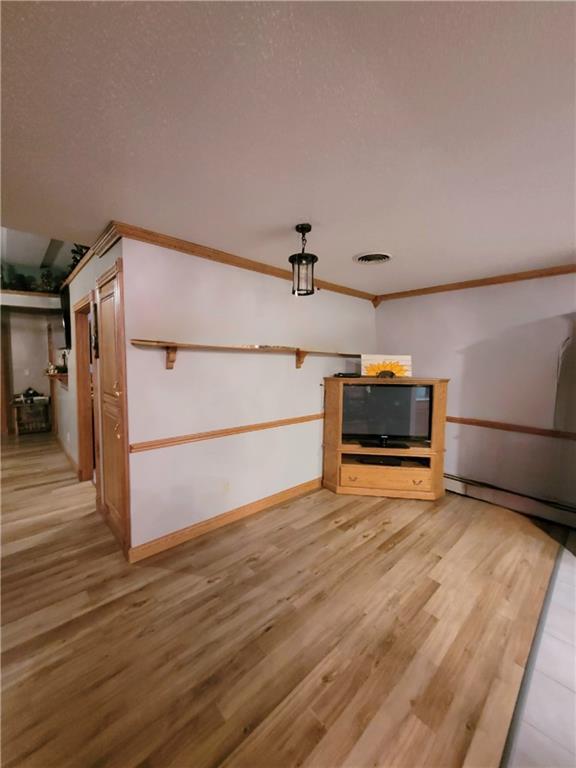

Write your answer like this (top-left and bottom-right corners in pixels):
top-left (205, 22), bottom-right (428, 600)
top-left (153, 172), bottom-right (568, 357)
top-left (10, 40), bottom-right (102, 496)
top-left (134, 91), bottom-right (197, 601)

top-left (45, 373), bottom-right (68, 385)
top-left (130, 339), bottom-right (361, 370)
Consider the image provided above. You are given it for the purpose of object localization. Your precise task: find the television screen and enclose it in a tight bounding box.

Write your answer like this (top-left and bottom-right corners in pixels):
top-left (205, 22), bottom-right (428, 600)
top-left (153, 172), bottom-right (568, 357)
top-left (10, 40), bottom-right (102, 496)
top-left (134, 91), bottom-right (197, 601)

top-left (60, 285), bottom-right (72, 349)
top-left (342, 384), bottom-right (432, 440)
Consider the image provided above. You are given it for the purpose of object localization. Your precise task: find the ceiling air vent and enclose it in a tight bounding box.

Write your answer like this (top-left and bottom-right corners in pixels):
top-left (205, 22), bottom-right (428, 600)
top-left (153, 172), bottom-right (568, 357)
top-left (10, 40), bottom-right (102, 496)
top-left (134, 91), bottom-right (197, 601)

top-left (353, 253), bottom-right (391, 265)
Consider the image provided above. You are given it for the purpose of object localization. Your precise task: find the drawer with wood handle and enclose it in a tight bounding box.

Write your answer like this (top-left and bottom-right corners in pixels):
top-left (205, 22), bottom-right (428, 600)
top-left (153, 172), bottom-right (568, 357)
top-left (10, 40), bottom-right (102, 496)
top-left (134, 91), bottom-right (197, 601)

top-left (339, 465), bottom-right (433, 491)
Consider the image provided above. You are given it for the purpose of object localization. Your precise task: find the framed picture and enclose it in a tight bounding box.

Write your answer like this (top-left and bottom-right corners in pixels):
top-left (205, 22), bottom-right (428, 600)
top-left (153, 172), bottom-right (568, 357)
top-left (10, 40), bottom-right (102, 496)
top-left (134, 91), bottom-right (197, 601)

top-left (361, 354), bottom-right (412, 377)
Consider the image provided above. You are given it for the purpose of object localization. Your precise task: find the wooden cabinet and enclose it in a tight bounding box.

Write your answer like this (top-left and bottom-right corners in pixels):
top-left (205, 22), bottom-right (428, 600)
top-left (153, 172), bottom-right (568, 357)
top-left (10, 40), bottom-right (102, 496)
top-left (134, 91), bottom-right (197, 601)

top-left (340, 464), bottom-right (433, 491)
top-left (323, 377), bottom-right (448, 500)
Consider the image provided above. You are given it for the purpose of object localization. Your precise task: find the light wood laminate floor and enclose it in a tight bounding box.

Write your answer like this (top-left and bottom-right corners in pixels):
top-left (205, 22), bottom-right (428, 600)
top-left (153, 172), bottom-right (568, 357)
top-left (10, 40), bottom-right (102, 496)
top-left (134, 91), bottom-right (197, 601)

top-left (1, 434), bottom-right (560, 768)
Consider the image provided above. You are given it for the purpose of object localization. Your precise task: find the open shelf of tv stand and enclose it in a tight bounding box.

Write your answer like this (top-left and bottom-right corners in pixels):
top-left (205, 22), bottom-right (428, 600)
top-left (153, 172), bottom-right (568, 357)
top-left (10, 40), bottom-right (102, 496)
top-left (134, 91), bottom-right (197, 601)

top-left (340, 444), bottom-right (433, 457)
top-left (323, 377), bottom-right (448, 500)
top-left (342, 455), bottom-right (431, 469)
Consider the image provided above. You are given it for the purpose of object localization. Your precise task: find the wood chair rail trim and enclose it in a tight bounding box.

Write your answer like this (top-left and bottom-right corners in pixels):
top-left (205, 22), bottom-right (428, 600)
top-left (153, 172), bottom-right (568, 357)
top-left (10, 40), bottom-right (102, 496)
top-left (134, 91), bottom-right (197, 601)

top-left (373, 263), bottom-right (576, 305)
top-left (130, 412), bottom-right (324, 453)
top-left (447, 416), bottom-right (576, 441)
top-left (127, 477), bottom-right (322, 562)
top-left (130, 412), bottom-right (573, 454)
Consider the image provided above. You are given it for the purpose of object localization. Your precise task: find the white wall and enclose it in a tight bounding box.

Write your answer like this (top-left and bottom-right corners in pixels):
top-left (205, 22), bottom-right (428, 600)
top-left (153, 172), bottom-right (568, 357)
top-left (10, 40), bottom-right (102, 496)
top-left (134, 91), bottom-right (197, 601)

top-left (57, 242), bottom-right (122, 462)
top-left (122, 239), bottom-right (376, 546)
top-left (1, 292), bottom-right (61, 311)
top-left (9, 311), bottom-right (50, 394)
top-left (375, 274), bottom-right (576, 505)
top-left (7, 310), bottom-right (64, 395)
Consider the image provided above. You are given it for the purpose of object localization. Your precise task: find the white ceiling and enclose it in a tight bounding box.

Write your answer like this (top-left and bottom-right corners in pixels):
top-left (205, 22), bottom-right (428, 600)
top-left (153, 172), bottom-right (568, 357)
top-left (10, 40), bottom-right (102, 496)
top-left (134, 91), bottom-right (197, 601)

top-left (2, 2), bottom-right (574, 293)
top-left (0, 227), bottom-right (78, 272)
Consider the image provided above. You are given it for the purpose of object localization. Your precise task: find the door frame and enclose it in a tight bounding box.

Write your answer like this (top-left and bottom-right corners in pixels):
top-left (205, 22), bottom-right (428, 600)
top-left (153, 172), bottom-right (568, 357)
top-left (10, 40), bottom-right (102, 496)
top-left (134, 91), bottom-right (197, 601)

top-left (95, 259), bottom-right (131, 551)
top-left (46, 319), bottom-right (57, 436)
top-left (73, 294), bottom-right (94, 482)
top-left (1, 308), bottom-right (13, 435)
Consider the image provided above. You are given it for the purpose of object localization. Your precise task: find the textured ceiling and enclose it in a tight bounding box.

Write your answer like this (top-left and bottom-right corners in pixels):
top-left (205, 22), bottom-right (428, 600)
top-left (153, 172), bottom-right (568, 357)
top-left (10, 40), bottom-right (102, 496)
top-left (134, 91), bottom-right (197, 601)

top-left (0, 227), bottom-right (78, 272)
top-left (2, 2), bottom-right (575, 293)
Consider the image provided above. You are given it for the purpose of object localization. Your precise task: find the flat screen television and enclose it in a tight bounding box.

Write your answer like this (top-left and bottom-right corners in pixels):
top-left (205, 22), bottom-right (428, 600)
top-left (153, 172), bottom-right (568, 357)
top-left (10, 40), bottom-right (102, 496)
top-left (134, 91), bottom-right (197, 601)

top-left (60, 285), bottom-right (72, 349)
top-left (342, 384), bottom-right (432, 446)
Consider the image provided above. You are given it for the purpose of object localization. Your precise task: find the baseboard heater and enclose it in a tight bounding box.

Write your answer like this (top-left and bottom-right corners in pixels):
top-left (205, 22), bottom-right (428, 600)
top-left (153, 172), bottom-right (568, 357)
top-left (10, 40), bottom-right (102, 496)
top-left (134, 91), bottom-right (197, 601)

top-left (444, 473), bottom-right (576, 529)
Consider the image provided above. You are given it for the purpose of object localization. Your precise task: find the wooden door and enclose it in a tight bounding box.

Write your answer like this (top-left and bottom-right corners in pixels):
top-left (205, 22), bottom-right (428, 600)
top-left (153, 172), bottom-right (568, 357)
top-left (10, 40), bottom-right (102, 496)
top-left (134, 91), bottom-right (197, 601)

top-left (95, 262), bottom-right (130, 549)
top-left (1, 309), bottom-right (13, 435)
top-left (74, 295), bottom-right (95, 482)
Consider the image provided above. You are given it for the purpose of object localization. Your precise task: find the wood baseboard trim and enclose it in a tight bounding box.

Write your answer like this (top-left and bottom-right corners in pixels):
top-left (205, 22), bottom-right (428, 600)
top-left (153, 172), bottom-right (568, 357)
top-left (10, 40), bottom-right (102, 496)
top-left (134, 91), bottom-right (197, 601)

top-left (56, 435), bottom-right (79, 475)
top-left (130, 412), bottom-right (324, 453)
top-left (127, 477), bottom-right (322, 562)
top-left (447, 416), bottom-right (576, 441)
top-left (373, 263), bottom-right (576, 305)
top-left (445, 476), bottom-right (576, 528)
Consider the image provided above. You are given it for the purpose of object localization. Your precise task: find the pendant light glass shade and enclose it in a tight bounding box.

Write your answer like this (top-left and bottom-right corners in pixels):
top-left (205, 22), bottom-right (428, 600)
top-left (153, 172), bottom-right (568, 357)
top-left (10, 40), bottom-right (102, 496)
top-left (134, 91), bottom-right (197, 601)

top-left (289, 223), bottom-right (318, 296)
top-left (289, 252), bottom-right (318, 296)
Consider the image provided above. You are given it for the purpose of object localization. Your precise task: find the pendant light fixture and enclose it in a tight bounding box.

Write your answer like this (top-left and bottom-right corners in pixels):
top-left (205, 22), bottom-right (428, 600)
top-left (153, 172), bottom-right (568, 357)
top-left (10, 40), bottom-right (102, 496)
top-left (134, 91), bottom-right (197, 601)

top-left (289, 223), bottom-right (318, 296)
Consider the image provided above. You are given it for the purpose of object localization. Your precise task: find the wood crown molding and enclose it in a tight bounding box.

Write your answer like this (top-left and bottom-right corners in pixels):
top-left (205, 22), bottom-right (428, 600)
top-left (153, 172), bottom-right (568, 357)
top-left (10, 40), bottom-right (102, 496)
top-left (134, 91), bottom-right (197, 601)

top-left (112, 221), bottom-right (376, 302)
top-left (373, 263), bottom-right (576, 305)
top-left (127, 477), bottom-right (322, 562)
top-left (130, 412), bottom-right (324, 453)
top-left (62, 221), bottom-right (575, 303)
top-left (61, 221), bottom-right (121, 288)
top-left (447, 416), bottom-right (576, 441)
top-left (72, 295), bottom-right (91, 312)
top-left (62, 220), bottom-right (376, 302)
top-left (96, 261), bottom-right (121, 289)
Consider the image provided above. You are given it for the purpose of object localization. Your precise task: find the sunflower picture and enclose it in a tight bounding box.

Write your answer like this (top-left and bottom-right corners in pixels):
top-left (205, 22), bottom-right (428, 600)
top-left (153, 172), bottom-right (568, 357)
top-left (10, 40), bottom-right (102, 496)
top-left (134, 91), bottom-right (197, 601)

top-left (361, 355), bottom-right (412, 377)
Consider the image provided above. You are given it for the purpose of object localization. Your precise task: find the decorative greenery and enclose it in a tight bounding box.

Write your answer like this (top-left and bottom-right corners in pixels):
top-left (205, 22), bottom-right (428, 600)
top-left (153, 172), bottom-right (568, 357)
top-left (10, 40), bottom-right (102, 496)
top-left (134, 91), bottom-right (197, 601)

top-left (67, 243), bottom-right (89, 275)
top-left (1, 263), bottom-right (38, 292)
top-left (40, 267), bottom-right (59, 292)
top-left (1, 242), bottom-right (89, 292)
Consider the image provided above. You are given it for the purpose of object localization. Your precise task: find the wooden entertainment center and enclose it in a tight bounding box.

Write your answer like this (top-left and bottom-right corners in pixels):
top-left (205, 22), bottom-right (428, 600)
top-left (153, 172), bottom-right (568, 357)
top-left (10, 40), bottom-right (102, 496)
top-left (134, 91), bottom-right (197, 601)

top-left (323, 377), bottom-right (448, 500)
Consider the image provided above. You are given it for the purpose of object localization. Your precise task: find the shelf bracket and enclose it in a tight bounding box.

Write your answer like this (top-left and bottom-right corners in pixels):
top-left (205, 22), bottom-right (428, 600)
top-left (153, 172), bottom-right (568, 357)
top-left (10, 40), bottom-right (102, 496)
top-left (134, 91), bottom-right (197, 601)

top-left (295, 349), bottom-right (308, 369)
top-left (165, 346), bottom-right (178, 370)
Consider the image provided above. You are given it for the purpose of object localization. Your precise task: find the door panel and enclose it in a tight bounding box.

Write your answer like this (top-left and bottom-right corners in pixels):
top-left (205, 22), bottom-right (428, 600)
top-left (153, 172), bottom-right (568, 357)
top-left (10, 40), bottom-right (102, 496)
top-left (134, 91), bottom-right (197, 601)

top-left (101, 400), bottom-right (126, 535)
top-left (98, 282), bottom-right (119, 398)
top-left (96, 263), bottom-right (129, 549)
